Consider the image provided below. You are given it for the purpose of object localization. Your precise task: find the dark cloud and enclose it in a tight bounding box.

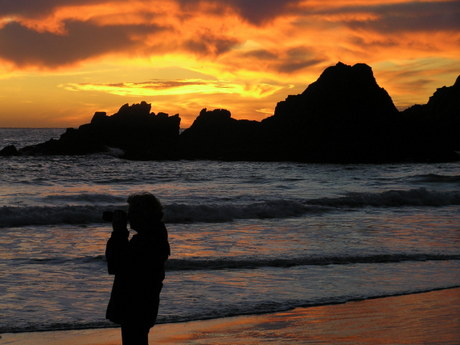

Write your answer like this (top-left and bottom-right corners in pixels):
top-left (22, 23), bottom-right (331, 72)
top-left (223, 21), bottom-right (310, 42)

top-left (397, 78), bottom-right (435, 90)
top-left (242, 49), bottom-right (278, 60)
top-left (273, 47), bottom-right (324, 73)
top-left (0, 0), bottom-right (110, 17)
top-left (240, 46), bottom-right (324, 74)
top-left (221, 0), bottom-right (302, 24)
top-left (183, 33), bottom-right (240, 56)
top-left (0, 0), bottom-right (302, 24)
top-left (274, 58), bottom-right (323, 74)
top-left (350, 36), bottom-right (399, 48)
top-left (321, 1), bottom-right (460, 32)
top-left (285, 47), bottom-right (315, 59)
top-left (0, 20), bottom-right (163, 67)
top-left (176, 0), bottom-right (302, 24)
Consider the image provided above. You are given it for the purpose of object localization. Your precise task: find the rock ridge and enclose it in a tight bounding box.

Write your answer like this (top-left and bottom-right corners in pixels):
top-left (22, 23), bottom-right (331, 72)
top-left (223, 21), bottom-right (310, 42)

top-left (1, 62), bottom-right (458, 163)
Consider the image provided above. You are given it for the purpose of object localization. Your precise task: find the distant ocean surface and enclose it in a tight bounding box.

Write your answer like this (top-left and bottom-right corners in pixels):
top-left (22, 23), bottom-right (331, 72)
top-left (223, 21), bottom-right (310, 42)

top-left (1, 128), bottom-right (459, 333)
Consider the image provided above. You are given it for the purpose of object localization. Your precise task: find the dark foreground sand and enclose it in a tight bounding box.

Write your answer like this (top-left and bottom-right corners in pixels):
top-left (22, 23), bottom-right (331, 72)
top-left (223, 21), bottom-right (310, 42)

top-left (2, 288), bottom-right (459, 345)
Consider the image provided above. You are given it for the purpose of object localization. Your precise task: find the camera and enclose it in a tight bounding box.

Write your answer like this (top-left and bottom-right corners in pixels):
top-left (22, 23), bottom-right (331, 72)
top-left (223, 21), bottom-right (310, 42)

top-left (102, 210), bottom-right (127, 222)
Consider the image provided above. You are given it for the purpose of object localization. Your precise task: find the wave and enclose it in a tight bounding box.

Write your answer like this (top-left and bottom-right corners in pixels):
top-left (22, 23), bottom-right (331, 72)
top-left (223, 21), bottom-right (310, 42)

top-left (164, 200), bottom-right (324, 223)
top-left (2, 286), bottom-right (459, 333)
top-left (0, 201), bottom-right (326, 228)
top-left (43, 193), bottom-right (126, 204)
top-left (11, 255), bottom-right (106, 266)
top-left (12, 253), bottom-right (460, 270)
top-left (166, 253), bottom-right (460, 271)
top-left (413, 173), bottom-right (460, 183)
top-left (0, 205), bottom-right (121, 228)
top-left (1, 188), bottom-right (459, 227)
top-left (308, 188), bottom-right (460, 207)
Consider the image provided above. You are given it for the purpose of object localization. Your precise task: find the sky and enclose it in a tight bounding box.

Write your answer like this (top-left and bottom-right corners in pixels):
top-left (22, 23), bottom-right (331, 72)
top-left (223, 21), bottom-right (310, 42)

top-left (0, 0), bottom-right (459, 128)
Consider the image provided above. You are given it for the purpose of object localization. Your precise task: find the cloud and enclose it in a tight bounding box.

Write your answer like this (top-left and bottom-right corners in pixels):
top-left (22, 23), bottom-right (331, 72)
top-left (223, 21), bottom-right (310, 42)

top-left (274, 59), bottom-right (324, 74)
top-left (219, 0), bottom-right (302, 24)
top-left (183, 32), bottom-right (240, 56)
top-left (235, 46), bottom-right (325, 74)
top-left (62, 79), bottom-right (283, 98)
top-left (317, 1), bottom-right (460, 33)
top-left (1, 0), bottom-right (303, 25)
top-left (176, 0), bottom-right (302, 25)
top-left (0, 20), bottom-right (164, 67)
top-left (349, 36), bottom-right (399, 49)
top-left (242, 49), bottom-right (278, 60)
top-left (273, 47), bottom-right (323, 73)
top-left (0, 0), bottom-right (107, 17)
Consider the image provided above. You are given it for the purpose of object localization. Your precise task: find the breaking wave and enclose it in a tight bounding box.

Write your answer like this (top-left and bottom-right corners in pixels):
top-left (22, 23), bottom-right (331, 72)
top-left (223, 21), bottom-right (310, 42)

top-left (412, 173), bottom-right (460, 183)
top-left (43, 193), bottom-right (126, 204)
top-left (12, 253), bottom-right (460, 270)
top-left (308, 188), bottom-right (460, 207)
top-left (1, 188), bottom-right (459, 228)
top-left (0, 205), bottom-right (121, 228)
top-left (166, 253), bottom-right (460, 271)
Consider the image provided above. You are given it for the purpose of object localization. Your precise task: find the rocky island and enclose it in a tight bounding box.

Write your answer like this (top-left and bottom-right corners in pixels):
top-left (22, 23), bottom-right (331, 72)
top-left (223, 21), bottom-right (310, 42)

top-left (1, 62), bottom-right (459, 162)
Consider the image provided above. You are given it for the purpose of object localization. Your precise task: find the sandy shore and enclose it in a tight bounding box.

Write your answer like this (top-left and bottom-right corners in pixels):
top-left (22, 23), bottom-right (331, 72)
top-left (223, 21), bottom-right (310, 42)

top-left (2, 288), bottom-right (459, 345)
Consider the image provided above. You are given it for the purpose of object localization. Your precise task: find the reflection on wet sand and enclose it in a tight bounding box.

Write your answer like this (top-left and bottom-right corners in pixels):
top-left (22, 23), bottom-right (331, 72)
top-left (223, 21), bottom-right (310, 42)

top-left (5, 288), bottom-right (458, 345)
top-left (152, 288), bottom-right (459, 345)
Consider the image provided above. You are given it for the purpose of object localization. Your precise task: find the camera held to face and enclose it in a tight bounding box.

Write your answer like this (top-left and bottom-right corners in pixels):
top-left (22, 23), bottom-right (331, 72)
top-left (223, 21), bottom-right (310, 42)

top-left (102, 210), bottom-right (127, 222)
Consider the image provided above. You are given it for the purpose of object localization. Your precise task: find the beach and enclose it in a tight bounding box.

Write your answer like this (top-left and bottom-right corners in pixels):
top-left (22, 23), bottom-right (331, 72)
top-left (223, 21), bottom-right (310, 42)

top-left (1, 131), bottom-right (459, 340)
top-left (2, 288), bottom-right (459, 345)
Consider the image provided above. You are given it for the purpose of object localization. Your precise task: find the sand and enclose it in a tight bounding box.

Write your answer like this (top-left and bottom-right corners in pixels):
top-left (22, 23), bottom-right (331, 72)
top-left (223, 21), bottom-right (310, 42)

top-left (2, 288), bottom-right (459, 345)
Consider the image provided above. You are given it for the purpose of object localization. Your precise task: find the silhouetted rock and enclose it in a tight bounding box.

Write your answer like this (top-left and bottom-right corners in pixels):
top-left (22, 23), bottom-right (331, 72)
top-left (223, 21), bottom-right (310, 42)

top-left (400, 76), bottom-right (460, 161)
top-left (0, 145), bottom-right (18, 156)
top-left (17, 102), bottom-right (181, 159)
top-left (1, 63), bottom-right (458, 163)
top-left (179, 108), bottom-right (260, 160)
top-left (260, 62), bottom-right (401, 162)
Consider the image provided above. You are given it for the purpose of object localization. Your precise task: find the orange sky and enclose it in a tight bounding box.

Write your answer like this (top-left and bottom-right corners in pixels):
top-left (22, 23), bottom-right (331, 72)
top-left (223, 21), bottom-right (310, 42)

top-left (0, 0), bottom-right (459, 128)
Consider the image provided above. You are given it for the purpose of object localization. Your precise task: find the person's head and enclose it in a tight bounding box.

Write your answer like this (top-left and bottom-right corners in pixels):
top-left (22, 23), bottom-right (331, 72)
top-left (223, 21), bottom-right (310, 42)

top-left (127, 192), bottom-right (163, 233)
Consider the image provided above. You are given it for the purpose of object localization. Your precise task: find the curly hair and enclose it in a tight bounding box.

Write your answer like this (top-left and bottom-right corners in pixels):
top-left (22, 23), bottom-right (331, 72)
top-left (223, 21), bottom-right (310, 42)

top-left (127, 192), bottom-right (163, 221)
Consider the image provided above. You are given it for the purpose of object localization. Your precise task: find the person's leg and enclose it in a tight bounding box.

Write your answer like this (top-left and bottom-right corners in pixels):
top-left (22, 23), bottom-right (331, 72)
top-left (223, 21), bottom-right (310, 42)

top-left (121, 325), bottom-right (133, 345)
top-left (121, 324), bottom-right (150, 345)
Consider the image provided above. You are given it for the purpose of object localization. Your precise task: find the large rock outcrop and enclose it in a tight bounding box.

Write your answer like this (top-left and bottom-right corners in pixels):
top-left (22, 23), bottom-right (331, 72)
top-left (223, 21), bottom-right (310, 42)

top-left (400, 76), bottom-right (460, 160)
top-left (17, 101), bottom-right (181, 159)
top-left (179, 108), bottom-right (260, 160)
top-left (260, 62), bottom-right (401, 162)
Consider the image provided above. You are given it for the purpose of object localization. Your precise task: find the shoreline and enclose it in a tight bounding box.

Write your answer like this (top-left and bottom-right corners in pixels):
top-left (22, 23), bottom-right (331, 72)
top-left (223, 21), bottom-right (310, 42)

top-left (4, 286), bottom-right (459, 335)
top-left (2, 287), bottom-right (459, 345)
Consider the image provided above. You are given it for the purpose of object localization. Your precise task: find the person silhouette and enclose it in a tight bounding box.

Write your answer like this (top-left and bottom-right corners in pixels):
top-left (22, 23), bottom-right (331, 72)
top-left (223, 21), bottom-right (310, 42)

top-left (105, 192), bottom-right (170, 345)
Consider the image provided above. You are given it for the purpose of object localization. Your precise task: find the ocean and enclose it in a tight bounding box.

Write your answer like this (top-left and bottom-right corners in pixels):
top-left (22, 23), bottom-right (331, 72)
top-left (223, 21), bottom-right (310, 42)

top-left (0, 128), bottom-right (459, 333)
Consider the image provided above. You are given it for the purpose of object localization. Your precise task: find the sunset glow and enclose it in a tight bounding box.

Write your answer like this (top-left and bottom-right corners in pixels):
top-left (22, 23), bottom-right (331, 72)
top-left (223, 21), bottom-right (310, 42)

top-left (0, 0), bottom-right (459, 127)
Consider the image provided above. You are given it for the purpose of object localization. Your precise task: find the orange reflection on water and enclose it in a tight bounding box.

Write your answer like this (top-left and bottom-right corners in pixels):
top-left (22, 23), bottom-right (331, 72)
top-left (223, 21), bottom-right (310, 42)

top-left (376, 211), bottom-right (460, 252)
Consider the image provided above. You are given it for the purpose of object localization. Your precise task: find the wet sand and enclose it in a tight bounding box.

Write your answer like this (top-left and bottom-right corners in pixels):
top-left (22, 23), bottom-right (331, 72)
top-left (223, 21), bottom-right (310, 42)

top-left (2, 288), bottom-right (459, 345)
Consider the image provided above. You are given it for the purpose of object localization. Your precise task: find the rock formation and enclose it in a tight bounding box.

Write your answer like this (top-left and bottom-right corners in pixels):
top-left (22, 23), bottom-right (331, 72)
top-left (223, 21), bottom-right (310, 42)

top-left (0, 145), bottom-right (18, 156)
top-left (14, 101), bottom-right (181, 159)
top-left (1, 62), bottom-right (458, 163)
top-left (179, 108), bottom-right (260, 160)
top-left (260, 62), bottom-right (401, 162)
top-left (400, 76), bottom-right (460, 161)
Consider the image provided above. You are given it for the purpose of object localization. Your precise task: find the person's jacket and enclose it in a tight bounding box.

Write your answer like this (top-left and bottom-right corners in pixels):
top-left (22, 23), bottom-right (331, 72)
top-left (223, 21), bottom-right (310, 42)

top-left (106, 222), bottom-right (170, 327)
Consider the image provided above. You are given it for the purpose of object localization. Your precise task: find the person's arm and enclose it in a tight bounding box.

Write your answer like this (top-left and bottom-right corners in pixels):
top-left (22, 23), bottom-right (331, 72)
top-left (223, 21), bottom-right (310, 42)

top-left (159, 222), bottom-right (171, 261)
top-left (105, 210), bottom-right (129, 275)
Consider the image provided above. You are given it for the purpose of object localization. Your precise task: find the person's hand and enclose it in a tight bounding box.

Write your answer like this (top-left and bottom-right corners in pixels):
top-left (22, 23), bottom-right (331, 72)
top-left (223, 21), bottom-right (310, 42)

top-left (112, 210), bottom-right (128, 233)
